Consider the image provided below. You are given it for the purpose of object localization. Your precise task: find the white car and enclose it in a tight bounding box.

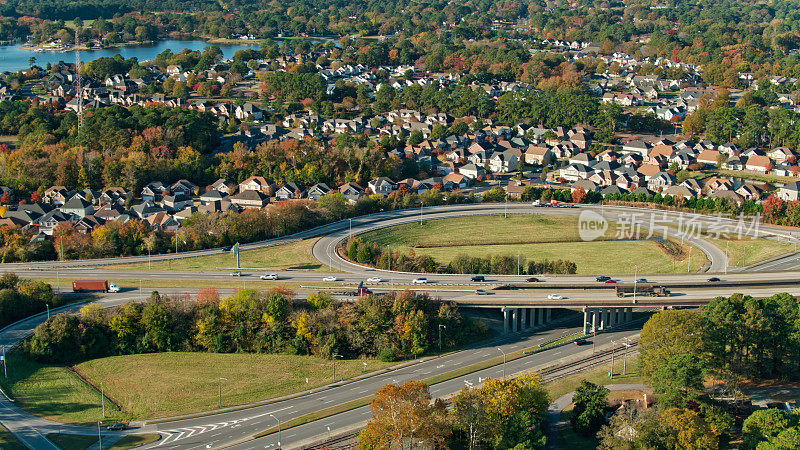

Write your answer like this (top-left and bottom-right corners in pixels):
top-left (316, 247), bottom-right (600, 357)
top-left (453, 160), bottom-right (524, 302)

top-left (412, 277), bottom-right (428, 284)
top-left (260, 273), bottom-right (279, 280)
top-left (366, 277), bottom-right (383, 283)
top-left (230, 271), bottom-right (242, 277)
top-left (322, 276), bottom-right (338, 282)
top-left (547, 294), bottom-right (563, 300)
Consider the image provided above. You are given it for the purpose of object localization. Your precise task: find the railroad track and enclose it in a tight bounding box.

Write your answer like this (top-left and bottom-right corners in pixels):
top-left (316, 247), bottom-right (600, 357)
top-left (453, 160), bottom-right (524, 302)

top-left (303, 342), bottom-right (639, 449)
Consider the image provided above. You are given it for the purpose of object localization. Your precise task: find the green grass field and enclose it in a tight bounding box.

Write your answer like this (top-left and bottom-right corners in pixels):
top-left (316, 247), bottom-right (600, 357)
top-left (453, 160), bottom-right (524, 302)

top-left (706, 235), bottom-right (795, 268)
top-left (45, 433), bottom-right (160, 450)
top-left (0, 425), bottom-right (26, 450)
top-left (73, 352), bottom-right (392, 419)
top-left (360, 215), bottom-right (706, 274)
top-left (0, 352), bottom-right (130, 425)
top-left (114, 238), bottom-right (332, 272)
top-left (360, 215), bottom-right (612, 247)
top-left (2, 351), bottom-right (391, 423)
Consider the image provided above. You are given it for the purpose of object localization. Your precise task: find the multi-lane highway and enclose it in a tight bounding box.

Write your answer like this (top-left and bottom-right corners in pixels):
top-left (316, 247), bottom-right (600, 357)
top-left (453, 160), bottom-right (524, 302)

top-left (1, 203), bottom-right (799, 449)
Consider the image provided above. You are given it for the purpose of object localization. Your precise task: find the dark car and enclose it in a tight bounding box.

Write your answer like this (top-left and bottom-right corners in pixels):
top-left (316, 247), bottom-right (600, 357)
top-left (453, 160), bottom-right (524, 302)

top-left (707, 277), bottom-right (721, 282)
top-left (595, 275), bottom-right (611, 282)
top-left (575, 338), bottom-right (589, 346)
top-left (471, 275), bottom-right (485, 282)
top-left (526, 277), bottom-right (541, 282)
top-left (221, 245), bottom-right (232, 252)
top-left (107, 423), bottom-right (126, 431)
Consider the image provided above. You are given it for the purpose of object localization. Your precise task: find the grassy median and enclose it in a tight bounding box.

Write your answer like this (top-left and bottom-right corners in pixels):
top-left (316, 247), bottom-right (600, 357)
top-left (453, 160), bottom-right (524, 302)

top-left (113, 238), bottom-right (334, 272)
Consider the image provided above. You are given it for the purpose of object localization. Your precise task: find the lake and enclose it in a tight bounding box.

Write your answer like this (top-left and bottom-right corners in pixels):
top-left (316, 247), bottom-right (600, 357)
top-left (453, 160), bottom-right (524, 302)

top-left (0, 39), bottom-right (262, 73)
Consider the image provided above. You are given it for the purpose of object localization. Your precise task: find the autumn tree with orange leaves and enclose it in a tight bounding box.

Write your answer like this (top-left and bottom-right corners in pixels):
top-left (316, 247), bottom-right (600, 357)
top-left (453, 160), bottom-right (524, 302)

top-left (359, 380), bottom-right (450, 449)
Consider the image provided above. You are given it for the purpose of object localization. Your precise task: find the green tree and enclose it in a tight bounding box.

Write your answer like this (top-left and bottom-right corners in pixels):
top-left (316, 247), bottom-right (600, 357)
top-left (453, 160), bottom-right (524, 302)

top-left (571, 381), bottom-right (609, 436)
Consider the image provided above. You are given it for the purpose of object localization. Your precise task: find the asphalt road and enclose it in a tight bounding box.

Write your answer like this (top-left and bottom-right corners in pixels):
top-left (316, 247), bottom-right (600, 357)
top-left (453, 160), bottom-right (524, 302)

top-left (1, 203), bottom-right (798, 449)
top-left (227, 327), bottom-right (641, 450)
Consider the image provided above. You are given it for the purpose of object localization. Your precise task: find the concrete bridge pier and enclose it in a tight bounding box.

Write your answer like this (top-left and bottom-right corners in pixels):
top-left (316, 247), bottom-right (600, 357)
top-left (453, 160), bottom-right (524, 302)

top-left (504, 307), bottom-right (556, 333)
top-left (583, 307), bottom-right (635, 335)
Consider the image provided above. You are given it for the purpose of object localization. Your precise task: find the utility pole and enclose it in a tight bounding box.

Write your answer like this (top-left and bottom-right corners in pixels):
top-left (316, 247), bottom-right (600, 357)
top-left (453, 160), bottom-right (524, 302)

top-left (332, 354), bottom-right (343, 381)
top-left (725, 240), bottom-right (729, 273)
top-left (269, 414), bottom-right (281, 448)
top-left (217, 377), bottom-right (228, 409)
top-left (497, 348), bottom-right (506, 379)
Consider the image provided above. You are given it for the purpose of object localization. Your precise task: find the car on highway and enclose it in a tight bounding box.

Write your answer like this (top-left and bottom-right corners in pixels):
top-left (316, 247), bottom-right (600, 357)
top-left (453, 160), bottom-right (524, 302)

top-left (106, 423), bottom-right (126, 431)
top-left (547, 294), bottom-right (563, 300)
top-left (635, 278), bottom-right (648, 283)
top-left (322, 276), bottom-right (338, 282)
top-left (366, 277), bottom-right (383, 283)
top-left (230, 271), bottom-right (241, 277)
top-left (471, 275), bottom-right (485, 282)
top-left (603, 279), bottom-right (617, 284)
top-left (595, 275), bottom-right (611, 282)
top-left (260, 273), bottom-right (279, 280)
top-left (412, 277), bottom-right (428, 284)
top-left (575, 338), bottom-right (589, 346)
top-left (475, 289), bottom-right (489, 295)
top-left (526, 277), bottom-right (541, 282)
top-left (707, 277), bottom-right (721, 282)
top-left (221, 245), bottom-right (232, 252)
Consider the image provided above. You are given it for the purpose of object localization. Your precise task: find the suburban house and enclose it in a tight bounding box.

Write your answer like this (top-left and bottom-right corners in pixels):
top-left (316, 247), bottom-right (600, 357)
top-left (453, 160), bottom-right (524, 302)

top-left (275, 182), bottom-right (305, 200)
top-left (777, 182), bottom-right (800, 201)
top-left (229, 190), bottom-right (269, 209)
top-left (368, 177), bottom-right (397, 196)
top-left (239, 176), bottom-right (275, 195)
top-left (307, 183), bottom-right (332, 200)
top-left (339, 182), bottom-right (365, 203)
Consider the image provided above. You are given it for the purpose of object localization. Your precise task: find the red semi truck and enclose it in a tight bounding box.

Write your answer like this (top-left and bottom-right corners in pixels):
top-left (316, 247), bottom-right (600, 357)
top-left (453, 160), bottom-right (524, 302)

top-left (72, 280), bottom-right (120, 293)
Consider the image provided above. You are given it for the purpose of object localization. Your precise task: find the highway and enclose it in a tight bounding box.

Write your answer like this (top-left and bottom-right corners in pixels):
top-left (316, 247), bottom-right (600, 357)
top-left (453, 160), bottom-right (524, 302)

top-left (1, 203), bottom-right (799, 449)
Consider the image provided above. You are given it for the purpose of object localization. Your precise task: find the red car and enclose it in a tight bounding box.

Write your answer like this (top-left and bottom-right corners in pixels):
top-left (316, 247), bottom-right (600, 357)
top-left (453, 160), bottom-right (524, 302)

top-left (526, 277), bottom-right (541, 282)
top-left (603, 279), bottom-right (617, 284)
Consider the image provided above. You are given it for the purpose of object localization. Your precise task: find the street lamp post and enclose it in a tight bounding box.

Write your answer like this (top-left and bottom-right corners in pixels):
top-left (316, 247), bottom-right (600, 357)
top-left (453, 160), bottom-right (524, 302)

top-left (438, 325), bottom-right (446, 352)
top-left (349, 219), bottom-right (352, 241)
top-left (217, 377), bottom-right (228, 409)
top-left (2, 346), bottom-right (6, 378)
top-left (46, 303), bottom-right (50, 320)
top-left (517, 251), bottom-right (520, 276)
top-left (332, 354), bottom-right (343, 381)
top-left (386, 245), bottom-right (393, 290)
top-left (268, 413), bottom-right (281, 448)
top-left (633, 265), bottom-right (637, 304)
top-left (497, 347), bottom-right (506, 379)
top-left (100, 381), bottom-right (105, 418)
top-left (98, 421), bottom-right (102, 450)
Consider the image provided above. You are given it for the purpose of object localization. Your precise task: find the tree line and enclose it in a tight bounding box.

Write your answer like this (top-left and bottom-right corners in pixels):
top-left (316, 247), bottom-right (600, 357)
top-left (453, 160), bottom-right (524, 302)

top-left (25, 288), bottom-right (487, 364)
top-left (595, 292), bottom-right (800, 448)
top-left (359, 374), bottom-right (549, 449)
top-left (0, 273), bottom-right (61, 329)
top-left (345, 237), bottom-right (577, 275)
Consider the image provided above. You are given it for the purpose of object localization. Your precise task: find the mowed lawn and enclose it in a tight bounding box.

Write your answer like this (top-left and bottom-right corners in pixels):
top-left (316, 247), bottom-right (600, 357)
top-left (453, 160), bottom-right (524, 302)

top-left (0, 352), bottom-right (131, 425)
top-left (74, 352), bottom-right (392, 419)
top-left (706, 235), bottom-right (795, 268)
top-left (360, 214), bottom-right (620, 247)
top-left (114, 238), bottom-right (331, 272)
top-left (360, 215), bottom-right (705, 274)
